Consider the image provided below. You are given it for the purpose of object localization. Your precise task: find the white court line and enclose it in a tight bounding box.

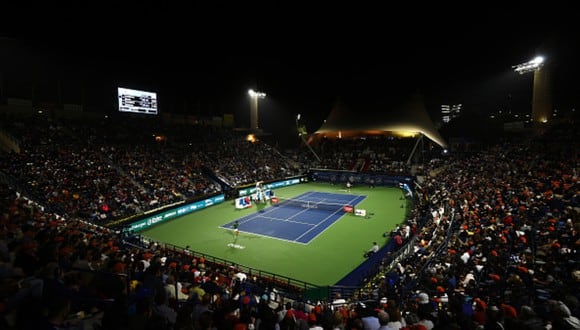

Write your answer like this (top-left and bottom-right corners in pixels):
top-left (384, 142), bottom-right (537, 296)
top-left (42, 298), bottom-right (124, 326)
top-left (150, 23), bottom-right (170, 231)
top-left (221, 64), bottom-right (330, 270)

top-left (230, 229), bottom-right (309, 245)
top-left (294, 195), bottom-right (366, 243)
top-left (257, 215), bottom-right (316, 226)
top-left (221, 192), bottom-right (366, 245)
top-left (248, 190), bottom-right (320, 225)
top-left (220, 193), bottom-right (317, 233)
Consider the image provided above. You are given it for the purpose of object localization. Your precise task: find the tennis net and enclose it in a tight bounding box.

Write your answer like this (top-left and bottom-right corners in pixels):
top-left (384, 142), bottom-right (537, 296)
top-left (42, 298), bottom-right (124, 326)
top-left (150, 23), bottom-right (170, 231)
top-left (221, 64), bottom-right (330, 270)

top-left (271, 196), bottom-right (352, 213)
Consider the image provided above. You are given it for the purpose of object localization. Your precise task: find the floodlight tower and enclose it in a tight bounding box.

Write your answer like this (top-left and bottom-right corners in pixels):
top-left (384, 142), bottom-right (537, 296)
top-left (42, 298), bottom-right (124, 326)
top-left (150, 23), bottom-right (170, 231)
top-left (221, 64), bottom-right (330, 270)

top-left (248, 89), bottom-right (266, 131)
top-left (296, 114), bottom-right (321, 162)
top-left (512, 56), bottom-right (551, 123)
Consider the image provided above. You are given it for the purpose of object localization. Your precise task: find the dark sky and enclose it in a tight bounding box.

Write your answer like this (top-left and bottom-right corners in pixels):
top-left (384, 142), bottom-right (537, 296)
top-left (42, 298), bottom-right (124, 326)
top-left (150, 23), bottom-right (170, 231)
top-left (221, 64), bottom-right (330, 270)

top-left (2, 3), bottom-right (578, 138)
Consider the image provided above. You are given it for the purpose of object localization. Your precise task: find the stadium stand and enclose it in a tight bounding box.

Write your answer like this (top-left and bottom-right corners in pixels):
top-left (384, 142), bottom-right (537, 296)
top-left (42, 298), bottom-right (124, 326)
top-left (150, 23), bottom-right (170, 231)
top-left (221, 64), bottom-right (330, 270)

top-left (0, 109), bottom-right (578, 329)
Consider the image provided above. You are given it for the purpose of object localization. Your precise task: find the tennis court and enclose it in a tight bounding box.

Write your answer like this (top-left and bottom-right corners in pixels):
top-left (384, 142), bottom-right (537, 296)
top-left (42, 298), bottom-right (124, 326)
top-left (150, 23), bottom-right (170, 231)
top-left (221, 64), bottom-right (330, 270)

top-left (221, 192), bottom-right (366, 244)
top-left (141, 183), bottom-right (406, 286)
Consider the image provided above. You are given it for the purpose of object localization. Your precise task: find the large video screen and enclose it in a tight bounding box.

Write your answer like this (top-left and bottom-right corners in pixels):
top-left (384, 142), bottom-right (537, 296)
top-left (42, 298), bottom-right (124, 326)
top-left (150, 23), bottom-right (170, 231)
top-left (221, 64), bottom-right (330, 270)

top-left (117, 87), bottom-right (158, 115)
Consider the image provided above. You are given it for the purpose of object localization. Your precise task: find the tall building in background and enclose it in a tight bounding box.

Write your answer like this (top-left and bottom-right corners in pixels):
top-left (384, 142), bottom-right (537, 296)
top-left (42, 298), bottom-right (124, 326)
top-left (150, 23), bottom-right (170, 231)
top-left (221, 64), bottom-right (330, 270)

top-left (441, 103), bottom-right (462, 123)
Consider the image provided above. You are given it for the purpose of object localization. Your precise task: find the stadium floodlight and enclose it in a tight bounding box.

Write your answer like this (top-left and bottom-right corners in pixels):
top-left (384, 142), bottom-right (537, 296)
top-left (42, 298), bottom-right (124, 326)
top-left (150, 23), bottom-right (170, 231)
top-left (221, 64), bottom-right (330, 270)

top-left (248, 89), bottom-right (266, 98)
top-left (248, 89), bottom-right (266, 130)
top-left (512, 56), bottom-right (544, 75)
top-left (512, 55), bottom-right (551, 123)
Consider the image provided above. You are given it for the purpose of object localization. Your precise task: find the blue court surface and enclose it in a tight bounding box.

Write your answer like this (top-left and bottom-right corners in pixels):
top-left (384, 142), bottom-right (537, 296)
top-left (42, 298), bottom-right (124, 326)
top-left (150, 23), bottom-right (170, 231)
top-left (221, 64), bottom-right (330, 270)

top-left (221, 191), bottom-right (366, 244)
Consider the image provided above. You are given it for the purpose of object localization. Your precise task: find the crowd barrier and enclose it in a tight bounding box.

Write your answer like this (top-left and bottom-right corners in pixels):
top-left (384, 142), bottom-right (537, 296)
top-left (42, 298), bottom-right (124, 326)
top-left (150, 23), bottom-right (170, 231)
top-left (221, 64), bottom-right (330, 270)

top-left (309, 169), bottom-right (414, 187)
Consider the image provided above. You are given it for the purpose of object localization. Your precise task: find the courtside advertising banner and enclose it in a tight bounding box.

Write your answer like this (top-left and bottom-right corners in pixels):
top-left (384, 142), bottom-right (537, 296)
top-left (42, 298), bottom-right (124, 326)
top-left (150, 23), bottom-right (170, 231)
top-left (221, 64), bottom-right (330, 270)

top-left (128, 194), bottom-right (225, 232)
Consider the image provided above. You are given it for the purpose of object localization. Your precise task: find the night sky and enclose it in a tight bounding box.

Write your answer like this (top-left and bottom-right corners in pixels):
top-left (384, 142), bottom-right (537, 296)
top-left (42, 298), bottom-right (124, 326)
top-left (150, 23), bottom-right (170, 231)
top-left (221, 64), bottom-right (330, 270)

top-left (1, 3), bottom-right (578, 141)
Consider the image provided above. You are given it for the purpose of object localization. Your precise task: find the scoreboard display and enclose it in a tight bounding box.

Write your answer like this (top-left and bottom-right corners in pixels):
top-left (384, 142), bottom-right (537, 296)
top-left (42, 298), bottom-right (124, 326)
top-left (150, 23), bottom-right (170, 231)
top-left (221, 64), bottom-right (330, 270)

top-left (118, 87), bottom-right (158, 115)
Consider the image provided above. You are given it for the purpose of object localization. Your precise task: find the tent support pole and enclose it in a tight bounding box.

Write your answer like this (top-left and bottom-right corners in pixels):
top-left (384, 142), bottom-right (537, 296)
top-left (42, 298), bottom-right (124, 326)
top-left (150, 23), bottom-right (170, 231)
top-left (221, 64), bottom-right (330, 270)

top-left (406, 134), bottom-right (423, 166)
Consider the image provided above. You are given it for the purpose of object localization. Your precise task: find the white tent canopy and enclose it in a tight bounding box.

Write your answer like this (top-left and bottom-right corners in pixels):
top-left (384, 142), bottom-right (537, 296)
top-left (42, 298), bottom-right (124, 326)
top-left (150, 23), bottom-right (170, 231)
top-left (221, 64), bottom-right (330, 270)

top-left (313, 96), bottom-right (447, 148)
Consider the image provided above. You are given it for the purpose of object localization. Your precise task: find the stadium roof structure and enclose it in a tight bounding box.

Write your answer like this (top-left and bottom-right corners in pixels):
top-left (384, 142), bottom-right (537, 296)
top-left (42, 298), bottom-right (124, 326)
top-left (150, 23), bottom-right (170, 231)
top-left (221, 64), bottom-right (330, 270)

top-left (312, 96), bottom-right (448, 148)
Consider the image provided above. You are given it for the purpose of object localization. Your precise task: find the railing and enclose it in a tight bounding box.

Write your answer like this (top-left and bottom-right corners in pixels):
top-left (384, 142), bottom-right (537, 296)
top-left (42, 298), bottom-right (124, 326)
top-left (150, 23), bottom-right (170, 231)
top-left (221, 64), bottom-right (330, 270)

top-left (137, 235), bottom-right (326, 300)
top-left (0, 170), bottom-right (69, 217)
top-left (0, 128), bottom-right (21, 153)
top-left (328, 190), bottom-right (432, 301)
top-left (110, 175), bottom-right (427, 303)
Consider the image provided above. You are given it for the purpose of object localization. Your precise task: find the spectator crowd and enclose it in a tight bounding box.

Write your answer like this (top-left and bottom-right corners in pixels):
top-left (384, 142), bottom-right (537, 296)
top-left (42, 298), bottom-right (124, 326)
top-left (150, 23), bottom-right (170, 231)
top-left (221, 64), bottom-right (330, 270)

top-left (0, 112), bottom-right (578, 329)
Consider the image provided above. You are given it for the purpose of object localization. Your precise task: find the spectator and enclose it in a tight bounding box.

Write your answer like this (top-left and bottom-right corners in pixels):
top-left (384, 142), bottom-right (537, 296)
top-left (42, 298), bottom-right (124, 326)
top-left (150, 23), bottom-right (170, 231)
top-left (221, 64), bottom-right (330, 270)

top-left (365, 242), bottom-right (380, 258)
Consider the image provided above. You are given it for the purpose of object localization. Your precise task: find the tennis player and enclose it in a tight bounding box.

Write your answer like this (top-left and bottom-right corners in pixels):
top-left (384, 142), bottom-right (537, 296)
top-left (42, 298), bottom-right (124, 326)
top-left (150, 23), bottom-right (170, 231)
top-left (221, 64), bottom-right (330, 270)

top-left (255, 181), bottom-right (263, 203)
top-left (232, 220), bottom-right (239, 237)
